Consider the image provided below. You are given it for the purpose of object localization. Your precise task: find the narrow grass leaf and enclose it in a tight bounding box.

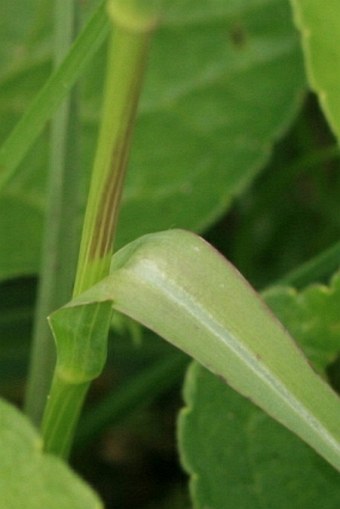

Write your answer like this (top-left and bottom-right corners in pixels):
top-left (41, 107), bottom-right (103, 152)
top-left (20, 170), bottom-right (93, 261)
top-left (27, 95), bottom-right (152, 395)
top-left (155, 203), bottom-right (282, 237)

top-left (179, 363), bottom-right (340, 509)
top-left (179, 271), bottom-right (340, 508)
top-left (0, 0), bottom-right (109, 189)
top-left (50, 229), bottom-right (340, 472)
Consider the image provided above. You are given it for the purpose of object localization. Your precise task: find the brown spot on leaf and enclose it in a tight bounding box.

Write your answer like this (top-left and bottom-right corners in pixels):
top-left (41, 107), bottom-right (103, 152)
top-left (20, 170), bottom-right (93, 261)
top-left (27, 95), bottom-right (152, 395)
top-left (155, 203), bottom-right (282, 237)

top-left (229, 23), bottom-right (248, 49)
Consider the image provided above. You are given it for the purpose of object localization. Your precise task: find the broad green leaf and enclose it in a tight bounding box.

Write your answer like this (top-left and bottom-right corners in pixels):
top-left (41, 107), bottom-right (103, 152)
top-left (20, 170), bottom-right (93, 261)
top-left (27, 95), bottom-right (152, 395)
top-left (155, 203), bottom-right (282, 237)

top-left (0, 397), bottom-right (102, 509)
top-left (0, 0), bottom-right (50, 78)
top-left (0, 0), bottom-right (51, 280)
top-left (0, 135), bottom-right (47, 280)
top-left (0, 197), bottom-right (43, 281)
top-left (50, 229), bottom-right (340, 472)
top-left (264, 272), bottom-right (340, 374)
top-left (179, 363), bottom-right (340, 509)
top-left (0, 0), bottom-right (305, 280)
top-left (179, 273), bottom-right (340, 508)
top-left (290, 0), bottom-right (340, 141)
top-left (108, 0), bottom-right (306, 246)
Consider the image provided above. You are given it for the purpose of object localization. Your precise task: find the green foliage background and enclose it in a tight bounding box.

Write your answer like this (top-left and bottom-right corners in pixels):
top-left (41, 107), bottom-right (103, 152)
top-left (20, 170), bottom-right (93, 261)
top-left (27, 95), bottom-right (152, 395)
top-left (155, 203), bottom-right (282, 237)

top-left (0, 0), bottom-right (305, 279)
top-left (0, 0), bottom-right (340, 507)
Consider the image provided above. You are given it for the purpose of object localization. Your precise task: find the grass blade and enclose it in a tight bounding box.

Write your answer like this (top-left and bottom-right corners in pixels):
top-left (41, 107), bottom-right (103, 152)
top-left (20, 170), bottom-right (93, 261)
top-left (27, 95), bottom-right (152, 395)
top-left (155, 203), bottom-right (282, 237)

top-left (0, 0), bottom-right (109, 190)
top-left (56, 229), bottom-right (340, 472)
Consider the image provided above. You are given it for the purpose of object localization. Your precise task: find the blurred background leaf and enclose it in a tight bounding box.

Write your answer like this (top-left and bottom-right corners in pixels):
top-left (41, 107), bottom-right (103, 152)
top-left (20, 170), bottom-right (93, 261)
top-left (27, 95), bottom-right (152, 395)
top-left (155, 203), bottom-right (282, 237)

top-left (179, 361), bottom-right (340, 509)
top-left (0, 397), bottom-right (102, 509)
top-left (264, 272), bottom-right (340, 373)
top-left (290, 0), bottom-right (340, 142)
top-left (0, 0), bottom-right (305, 280)
top-left (2, 0), bottom-right (340, 508)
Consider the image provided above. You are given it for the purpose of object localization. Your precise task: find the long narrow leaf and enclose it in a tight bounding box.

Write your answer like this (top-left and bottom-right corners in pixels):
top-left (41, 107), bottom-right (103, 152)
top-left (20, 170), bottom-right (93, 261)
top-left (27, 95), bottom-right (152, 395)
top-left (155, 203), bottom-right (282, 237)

top-left (50, 229), bottom-right (340, 472)
top-left (0, 1), bottom-right (108, 190)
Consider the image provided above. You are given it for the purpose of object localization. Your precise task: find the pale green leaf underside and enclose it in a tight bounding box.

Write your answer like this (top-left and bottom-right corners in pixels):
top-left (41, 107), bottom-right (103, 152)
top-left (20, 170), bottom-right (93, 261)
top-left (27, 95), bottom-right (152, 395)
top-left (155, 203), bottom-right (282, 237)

top-left (50, 229), bottom-right (340, 473)
top-left (0, 397), bottom-right (102, 509)
top-left (0, 0), bottom-right (304, 279)
top-left (179, 272), bottom-right (340, 508)
top-left (290, 0), bottom-right (340, 141)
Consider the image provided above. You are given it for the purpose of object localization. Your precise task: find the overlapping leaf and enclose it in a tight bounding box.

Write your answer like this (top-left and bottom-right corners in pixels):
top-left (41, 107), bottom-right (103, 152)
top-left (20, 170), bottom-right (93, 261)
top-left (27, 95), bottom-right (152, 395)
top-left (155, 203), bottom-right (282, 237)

top-left (264, 272), bottom-right (340, 373)
top-left (50, 230), bottom-right (340, 473)
top-left (179, 363), bottom-right (340, 509)
top-left (0, 397), bottom-right (102, 509)
top-left (179, 272), bottom-right (340, 508)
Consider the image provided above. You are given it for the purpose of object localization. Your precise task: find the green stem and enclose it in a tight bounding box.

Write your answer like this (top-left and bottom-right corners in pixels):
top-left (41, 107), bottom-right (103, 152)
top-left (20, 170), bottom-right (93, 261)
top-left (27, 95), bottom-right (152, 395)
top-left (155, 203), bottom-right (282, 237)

top-left (73, 23), bottom-right (153, 296)
top-left (42, 374), bottom-right (89, 458)
top-left (42, 5), bottom-right (157, 458)
top-left (25, 0), bottom-right (80, 425)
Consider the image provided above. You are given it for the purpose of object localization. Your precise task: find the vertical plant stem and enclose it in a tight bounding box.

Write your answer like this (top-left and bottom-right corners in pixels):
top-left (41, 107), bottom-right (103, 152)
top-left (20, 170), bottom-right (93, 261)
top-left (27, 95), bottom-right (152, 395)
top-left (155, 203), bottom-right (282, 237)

top-left (40, 377), bottom-right (89, 459)
top-left (72, 23), bottom-right (153, 296)
top-left (42, 4), bottom-right (158, 458)
top-left (25, 0), bottom-right (80, 425)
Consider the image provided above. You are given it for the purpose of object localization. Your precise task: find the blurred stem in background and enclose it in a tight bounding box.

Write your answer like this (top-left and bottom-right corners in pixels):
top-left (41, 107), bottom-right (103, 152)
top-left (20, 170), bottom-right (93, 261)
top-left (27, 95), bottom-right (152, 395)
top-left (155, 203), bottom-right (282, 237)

top-left (41, 1), bottom-right (163, 458)
top-left (25, 0), bottom-right (81, 426)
